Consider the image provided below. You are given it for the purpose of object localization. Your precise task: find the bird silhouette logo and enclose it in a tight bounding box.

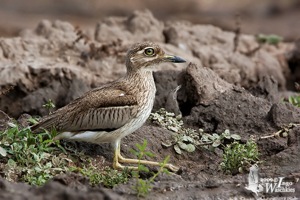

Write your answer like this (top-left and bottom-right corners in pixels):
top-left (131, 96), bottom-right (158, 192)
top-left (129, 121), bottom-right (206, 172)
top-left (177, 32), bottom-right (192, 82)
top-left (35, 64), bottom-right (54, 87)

top-left (245, 164), bottom-right (264, 196)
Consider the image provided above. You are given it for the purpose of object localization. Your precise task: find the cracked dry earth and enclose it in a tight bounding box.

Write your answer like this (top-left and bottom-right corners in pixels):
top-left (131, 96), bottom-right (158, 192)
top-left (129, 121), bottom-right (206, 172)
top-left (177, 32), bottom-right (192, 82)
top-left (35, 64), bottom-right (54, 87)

top-left (0, 10), bottom-right (300, 199)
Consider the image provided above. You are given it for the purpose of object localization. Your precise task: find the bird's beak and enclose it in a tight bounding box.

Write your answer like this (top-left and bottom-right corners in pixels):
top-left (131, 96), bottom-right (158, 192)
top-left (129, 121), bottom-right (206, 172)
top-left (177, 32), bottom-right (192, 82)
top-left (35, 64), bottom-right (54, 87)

top-left (164, 55), bottom-right (186, 63)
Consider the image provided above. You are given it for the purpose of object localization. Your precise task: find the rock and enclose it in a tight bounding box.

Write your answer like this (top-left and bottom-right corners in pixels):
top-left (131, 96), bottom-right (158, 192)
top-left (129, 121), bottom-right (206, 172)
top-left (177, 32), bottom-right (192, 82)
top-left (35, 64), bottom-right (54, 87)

top-left (0, 20), bottom-right (124, 117)
top-left (267, 103), bottom-right (300, 128)
top-left (0, 176), bottom-right (124, 200)
top-left (184, 88), bottom-right (274, 138)
top-left (95, 9), bottom-right (165, 43)
top-left (263, 125), bottom-right (300, 184)
top-left (17, 113), bottom-right (32, 128)
top-left (164, 21), bottom-right (286, 89)
top-left (178, 63), bottom-right (232, 115)
top-left (181, 63), bottom-right (293, 139)
top-left (248, 76), bottom-right (279, 103)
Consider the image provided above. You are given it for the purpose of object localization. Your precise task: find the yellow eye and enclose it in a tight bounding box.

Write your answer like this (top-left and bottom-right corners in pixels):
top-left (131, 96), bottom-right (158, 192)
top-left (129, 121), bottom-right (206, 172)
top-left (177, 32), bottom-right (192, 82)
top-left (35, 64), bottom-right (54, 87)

top-left (144, 48), bottom-right (155, 56)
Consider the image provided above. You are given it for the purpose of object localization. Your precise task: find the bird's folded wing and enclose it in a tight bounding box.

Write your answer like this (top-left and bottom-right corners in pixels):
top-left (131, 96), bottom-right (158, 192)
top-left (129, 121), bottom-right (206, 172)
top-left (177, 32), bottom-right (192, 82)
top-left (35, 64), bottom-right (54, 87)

top-left (31, 86), bottom-right (138, 133)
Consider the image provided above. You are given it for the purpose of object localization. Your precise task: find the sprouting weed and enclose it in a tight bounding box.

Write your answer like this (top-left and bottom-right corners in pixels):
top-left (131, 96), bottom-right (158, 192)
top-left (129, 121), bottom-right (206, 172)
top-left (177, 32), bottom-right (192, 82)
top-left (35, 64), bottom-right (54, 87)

top-left (220, 140), bottom-right (259, 175)
top-left (42, 99), bottom-right (56, 114)
top-left (130, 140), bottom-right (170, 198)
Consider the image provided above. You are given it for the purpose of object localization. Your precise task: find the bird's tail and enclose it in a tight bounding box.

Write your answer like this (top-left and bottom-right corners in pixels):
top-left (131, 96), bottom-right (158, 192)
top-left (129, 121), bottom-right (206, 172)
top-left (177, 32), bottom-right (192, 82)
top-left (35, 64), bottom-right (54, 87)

top-left (30, 113), bottom-right (59, 134)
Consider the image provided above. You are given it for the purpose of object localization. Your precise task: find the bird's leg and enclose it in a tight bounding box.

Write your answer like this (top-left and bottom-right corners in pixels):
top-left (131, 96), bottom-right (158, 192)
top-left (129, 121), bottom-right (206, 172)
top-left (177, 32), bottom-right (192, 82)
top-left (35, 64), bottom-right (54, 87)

top-left (116, 141), bottom-right (179, 172)
top-left (113, 140), bottom-right (138, 170)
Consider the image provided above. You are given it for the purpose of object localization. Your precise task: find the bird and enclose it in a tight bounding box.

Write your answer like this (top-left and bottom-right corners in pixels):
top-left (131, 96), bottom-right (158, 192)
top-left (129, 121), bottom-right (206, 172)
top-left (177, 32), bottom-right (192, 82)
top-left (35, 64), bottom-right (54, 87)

top-left (31, 42), bottom-right (186, 172)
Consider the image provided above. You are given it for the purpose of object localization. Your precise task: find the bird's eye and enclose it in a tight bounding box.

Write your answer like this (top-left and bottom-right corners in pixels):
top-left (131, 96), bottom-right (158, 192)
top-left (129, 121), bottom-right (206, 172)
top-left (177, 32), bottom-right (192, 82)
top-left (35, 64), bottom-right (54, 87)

top-left (144, 48), bottom-right (155, 56)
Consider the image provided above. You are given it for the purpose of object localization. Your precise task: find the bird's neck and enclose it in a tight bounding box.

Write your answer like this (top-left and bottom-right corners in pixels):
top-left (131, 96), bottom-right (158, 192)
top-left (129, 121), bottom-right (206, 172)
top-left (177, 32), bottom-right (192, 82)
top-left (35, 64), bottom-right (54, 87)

top-left (124, 69), bottom-right (156, 99)
top-left (125, 69), bottom-right (155, 87)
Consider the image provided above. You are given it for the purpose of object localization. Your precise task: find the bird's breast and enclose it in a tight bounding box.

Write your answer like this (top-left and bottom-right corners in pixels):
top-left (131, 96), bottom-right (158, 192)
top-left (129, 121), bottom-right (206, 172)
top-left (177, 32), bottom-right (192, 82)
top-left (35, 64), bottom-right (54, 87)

top-left (115, 72), bottom-right (156, 138)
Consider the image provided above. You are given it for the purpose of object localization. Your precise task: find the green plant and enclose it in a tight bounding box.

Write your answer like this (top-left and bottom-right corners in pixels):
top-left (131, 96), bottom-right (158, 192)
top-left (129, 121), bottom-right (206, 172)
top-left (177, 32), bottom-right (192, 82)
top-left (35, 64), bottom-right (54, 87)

top-left (256, 34), bottom-right (282, 45)
top-left (220, 140), bottom-right (259, 175)
top-left (0, 121), bottom-right (128, 187)
top-left (0, 122), bottom-right (69, 185)
top-left (200, 129), bottom-right (241, 149)
top-left (43, 99), bottom-right (56, 113)
top-left (172, 132), bottom-right (196, 154)
top-left (285, 95), bottom-right (300, 108)
top-left (130, 140), bottom-right (170, 198)
top-left (150, 109), bottom-right (197, 154)
top-left (150, 108), bottom-right (183, 132)
top-left (150, 109), bottom-right (241, 154)
top-left (75, 166), bottom-right (130, 188)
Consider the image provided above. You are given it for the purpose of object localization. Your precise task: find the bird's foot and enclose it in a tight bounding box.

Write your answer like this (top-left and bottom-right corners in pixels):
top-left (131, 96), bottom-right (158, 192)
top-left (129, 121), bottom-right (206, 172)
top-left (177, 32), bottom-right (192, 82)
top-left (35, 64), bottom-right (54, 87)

top-left (113, 161), bottom-right (138, 171)
top-left (113, 142), bottom-right (179, 172)
top-left (117, 155), bottom-right (179, 172)
top-left (164, 163), bottom-right (180, 172)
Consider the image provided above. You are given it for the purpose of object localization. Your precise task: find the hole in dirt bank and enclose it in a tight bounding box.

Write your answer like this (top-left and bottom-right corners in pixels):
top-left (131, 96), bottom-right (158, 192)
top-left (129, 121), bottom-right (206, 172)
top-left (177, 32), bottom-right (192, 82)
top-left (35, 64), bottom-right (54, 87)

top-left (0, 85), bottom-right (27, 118)
top-left (178, 100), bottom-right (194, 116)
top-left (176, 74), bottom-right (196, 117)
top-left (286, 40), bottom-right (300, 90)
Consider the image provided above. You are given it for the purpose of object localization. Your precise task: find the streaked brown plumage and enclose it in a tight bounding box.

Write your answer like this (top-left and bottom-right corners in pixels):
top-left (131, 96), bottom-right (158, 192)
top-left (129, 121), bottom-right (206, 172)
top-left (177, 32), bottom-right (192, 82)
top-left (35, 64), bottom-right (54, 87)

top-left (31, 42), bottom-right (186, 171)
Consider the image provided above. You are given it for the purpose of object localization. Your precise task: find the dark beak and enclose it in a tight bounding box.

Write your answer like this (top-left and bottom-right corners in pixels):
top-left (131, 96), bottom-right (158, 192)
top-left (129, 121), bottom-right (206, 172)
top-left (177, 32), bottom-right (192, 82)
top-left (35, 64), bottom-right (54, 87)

top-left (164, 55), bottom-right (186, 63)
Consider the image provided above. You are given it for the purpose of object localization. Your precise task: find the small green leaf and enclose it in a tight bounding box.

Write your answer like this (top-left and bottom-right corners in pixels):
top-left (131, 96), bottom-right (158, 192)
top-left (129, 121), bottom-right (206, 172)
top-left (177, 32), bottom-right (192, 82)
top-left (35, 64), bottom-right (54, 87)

top-left (161, 155), bottom-right (170, 165)
top-left (161, 141), bottom-right (172, 147)
top-left (223, 135), bottom-right (230, 139)
top-left (178, 141), bottom-right (187, 150)
top-left (130, 149), bottom-right (138, 157)
top-left (185, 144), bottom-right (196, 152)
top-left (174, 145), bottom-right (182, 154)
top-left (201, 134), bottom-right (210, 142)
top-left (223, 129), bottom-right (231, 139)
top-left (7, 122), bottom-right (17, 128)
top-left (28, 117), bottom-right (39, 125)
top-left (7, 159), bottom-right (17, 168)
top-left (231, 134), bottom-right (241, 140)
top-left (210, 133), bottom-right (219, 140)
top-left (168, 126), bottom-right (179, 132)
top-left (145, 151), bottom-right (154, 158)
top-left (183, 135), bottom-right (194, 143)
top-left (0, 146), bottom-right (7, 156)
top-left (181, 135), bottom-right (188, 142)
top-left (45, 162), bottom-right (52, 168)
top-left (138, 164), bottom-right (149, 172)
top-left (256, 34), bottom-right (282, 45)
top-left (212, 140), bottom-right (221, 147)
top-left (136, 143), bottom-right (143, 151)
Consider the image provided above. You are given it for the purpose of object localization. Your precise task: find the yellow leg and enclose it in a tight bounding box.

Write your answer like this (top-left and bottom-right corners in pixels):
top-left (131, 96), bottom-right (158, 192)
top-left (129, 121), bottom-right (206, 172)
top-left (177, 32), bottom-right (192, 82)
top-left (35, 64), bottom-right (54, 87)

top-left (113, 142), bottom-right (138, 171)
top-left (112, 140), bottom-right (179, 172)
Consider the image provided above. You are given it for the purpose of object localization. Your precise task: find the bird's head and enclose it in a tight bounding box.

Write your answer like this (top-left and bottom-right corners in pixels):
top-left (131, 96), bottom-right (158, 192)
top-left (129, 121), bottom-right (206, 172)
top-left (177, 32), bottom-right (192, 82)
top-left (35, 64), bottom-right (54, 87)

top-left (126, 42), bottom-right (186, 72)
